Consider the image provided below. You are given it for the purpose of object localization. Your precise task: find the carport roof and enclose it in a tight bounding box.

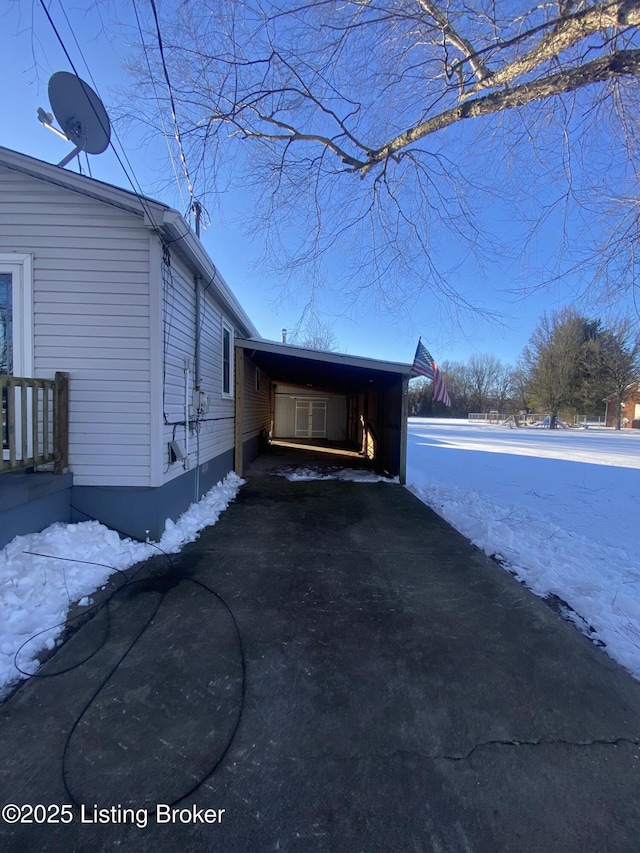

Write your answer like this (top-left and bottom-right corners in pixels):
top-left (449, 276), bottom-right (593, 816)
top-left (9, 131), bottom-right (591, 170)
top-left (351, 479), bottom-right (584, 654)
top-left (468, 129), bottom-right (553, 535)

top-left (236, 338), bottom-right (412, 392)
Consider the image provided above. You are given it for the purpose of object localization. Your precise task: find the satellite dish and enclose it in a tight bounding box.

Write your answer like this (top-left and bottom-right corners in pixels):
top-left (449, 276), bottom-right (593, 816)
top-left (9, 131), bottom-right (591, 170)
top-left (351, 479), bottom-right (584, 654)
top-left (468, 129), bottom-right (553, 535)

top-left (45, 72), bottom-right (111, 168)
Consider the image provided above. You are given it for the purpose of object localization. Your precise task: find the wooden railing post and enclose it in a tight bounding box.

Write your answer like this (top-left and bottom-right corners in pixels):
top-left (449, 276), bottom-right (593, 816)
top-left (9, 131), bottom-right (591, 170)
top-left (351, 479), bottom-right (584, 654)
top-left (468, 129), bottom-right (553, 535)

top-left (6, 377), bottom-right (16, 468)
top-left (53, 371), bottom-right (69, 474)
top-left (31, 379), bottom-right (39, 464)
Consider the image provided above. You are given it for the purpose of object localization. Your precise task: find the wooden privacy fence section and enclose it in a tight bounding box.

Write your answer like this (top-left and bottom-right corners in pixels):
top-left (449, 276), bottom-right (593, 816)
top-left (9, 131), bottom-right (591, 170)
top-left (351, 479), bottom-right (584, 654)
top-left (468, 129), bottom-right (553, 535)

top-left (1, 372), bottom-right (69, 474)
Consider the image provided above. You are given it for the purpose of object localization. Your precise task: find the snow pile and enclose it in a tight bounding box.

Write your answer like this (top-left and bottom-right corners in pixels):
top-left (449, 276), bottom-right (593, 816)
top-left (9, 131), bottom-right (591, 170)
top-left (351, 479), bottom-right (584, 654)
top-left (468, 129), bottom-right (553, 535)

top-left (157, 471), bottom-right (245, 551)
top-left (0, 472), bottom-right (244, 696)
top-left (407, 419), bottom-right (640, 679)
top-left (279, 467), bottom-right (397, 483)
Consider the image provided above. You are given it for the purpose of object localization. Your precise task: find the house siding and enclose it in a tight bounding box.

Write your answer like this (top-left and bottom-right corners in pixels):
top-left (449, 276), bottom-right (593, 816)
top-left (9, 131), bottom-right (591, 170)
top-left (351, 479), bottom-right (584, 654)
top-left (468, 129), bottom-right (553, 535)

top-left (241, 355), bottom-right (271, 465)
top-left (0, 167), bottom-right (153, 487)
top-left (195, 281), bottom-right (236, 464)
top-left (160, 253), bottom-right (236, 486)
top-left (243, 359), bottom-right (271, 440)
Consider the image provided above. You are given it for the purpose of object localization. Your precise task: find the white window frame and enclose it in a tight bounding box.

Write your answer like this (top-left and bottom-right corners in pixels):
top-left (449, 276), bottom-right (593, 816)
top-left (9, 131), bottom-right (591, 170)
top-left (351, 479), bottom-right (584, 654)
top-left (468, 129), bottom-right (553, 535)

top-left (0, 253), bottom-right (33, 377)
top-left (221, 319), bottom-right (234, 398)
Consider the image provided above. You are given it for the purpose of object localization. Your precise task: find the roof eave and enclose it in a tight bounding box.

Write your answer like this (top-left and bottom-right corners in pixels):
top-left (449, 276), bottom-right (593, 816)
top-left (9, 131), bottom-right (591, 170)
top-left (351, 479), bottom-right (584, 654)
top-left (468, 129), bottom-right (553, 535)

top-left (0, 145), bottom-right (168, 221)
top-left (236, 337), bottom-right (412, 376)
top-left (0, 146), bottom-right (260, 339)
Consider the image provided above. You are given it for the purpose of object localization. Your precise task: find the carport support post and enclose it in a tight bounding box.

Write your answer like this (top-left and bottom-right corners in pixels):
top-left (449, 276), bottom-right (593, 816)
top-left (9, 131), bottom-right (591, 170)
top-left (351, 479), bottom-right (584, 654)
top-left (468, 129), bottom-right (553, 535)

top-left (399, 376), bottom-right (409, 485)
top-left (234, 346), bottom-right (244, 477)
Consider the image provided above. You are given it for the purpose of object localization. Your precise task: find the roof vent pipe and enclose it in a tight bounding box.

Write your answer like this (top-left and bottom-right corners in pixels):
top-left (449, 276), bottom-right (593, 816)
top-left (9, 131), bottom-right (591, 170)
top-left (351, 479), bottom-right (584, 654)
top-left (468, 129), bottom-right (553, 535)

top-left (281, 328), bottom-right (287, 343)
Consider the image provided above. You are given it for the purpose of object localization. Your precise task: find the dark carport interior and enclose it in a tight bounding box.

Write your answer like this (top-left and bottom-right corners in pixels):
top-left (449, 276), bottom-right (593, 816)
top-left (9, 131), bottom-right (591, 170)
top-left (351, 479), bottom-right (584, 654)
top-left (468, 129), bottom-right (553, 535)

top-left (234, 338), bottom-right (412, 481)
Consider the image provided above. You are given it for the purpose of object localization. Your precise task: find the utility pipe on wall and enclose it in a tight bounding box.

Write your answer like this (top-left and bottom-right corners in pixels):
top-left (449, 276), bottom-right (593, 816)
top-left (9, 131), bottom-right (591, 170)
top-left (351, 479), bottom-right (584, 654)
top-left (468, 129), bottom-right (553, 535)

top-left (194, 275), bottom-right (202, 500)
top-left (194, 275), bottom-right (202, 389)
top-left (184, 358), bottom-right (190, 469)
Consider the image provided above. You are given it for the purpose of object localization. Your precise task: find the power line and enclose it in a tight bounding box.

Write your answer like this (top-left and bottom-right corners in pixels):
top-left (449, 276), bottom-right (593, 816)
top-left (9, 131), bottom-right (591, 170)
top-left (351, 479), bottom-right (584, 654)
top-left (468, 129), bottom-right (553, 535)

top-left (37, 0), bottom-right (165, 240)
top-left (147, 0), bottom-right (195, 215)
top-left (131, 0), bottom-right (188, 214)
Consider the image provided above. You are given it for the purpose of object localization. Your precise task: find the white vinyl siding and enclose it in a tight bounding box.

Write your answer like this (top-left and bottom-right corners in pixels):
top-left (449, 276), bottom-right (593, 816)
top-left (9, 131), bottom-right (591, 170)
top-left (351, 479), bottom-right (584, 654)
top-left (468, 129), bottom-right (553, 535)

top-left (0, 163), bottom-right (248, 491)
top-left (199, 285), bottom-right (224, 399)
top-left (160, 257), bottom-right (195, 426)
top-left (197, 294), bottom-right (235, 462)
top-left (161, 256), bottom-right (236, 484)
top-left (0, 168), bottom-right (152, 486)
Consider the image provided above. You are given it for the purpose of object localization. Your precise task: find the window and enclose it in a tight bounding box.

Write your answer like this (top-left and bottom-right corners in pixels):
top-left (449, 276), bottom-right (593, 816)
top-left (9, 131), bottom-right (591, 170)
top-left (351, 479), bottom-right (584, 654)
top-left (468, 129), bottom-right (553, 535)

top-left (221, 320), bottom-right (234, 397)
top-left (0, 273), bottom-right (12, 375)
top-left (0, 254), bottom-right (33, 377)
top-left (255, 367), bottom-right (260, 393)
top-left (1, 255), bottom-right (33, 459)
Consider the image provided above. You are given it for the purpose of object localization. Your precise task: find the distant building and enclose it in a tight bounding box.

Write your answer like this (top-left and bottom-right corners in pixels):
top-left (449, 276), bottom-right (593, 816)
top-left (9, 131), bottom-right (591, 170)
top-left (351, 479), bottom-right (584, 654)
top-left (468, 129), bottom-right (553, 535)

top-left (605, 383), bottom-right (640, 428)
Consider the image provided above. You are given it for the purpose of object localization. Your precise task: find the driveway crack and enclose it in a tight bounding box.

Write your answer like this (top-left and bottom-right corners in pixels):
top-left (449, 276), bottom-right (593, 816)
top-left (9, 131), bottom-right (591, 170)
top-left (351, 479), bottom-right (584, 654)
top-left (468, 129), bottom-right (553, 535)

top-left (439, 735), bottom-right (640, 762)
top-left (282, 737), bottom-right (640, 765)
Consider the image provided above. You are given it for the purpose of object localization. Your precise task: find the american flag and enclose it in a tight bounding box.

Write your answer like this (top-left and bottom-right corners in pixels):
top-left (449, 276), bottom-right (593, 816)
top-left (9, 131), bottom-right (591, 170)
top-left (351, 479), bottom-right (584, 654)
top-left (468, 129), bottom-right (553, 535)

top-left (411, 340), bottom-right (451, 407)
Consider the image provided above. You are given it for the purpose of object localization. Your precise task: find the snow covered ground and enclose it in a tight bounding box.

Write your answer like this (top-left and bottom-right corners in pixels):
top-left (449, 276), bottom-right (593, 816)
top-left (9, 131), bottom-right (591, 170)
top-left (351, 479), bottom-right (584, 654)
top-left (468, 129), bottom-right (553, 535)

top-left (279, 467), bottom-right (396, 483)
top-left (407, 418), bottom-right (640, 679)
top-left (1, 420), bottom-right (639, 698)
top-left (0, 473), bottom-right (244, 698)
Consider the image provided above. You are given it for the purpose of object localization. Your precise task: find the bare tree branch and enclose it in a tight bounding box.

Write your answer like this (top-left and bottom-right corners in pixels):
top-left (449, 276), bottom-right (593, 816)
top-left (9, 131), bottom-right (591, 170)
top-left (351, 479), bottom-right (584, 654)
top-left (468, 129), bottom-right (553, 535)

top-left (414, 0), bottom-right (491, 81)
top-left (360, 48), bottom-right (640, 175)
top-left (463, 0), bottom-right (640, 98)
top-left (125, 0), bottom-right (640, 318)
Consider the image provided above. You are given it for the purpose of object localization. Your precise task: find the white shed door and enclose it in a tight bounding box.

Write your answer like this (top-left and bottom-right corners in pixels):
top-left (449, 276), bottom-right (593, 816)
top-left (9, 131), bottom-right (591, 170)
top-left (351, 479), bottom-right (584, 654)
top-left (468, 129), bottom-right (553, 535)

top-left (295, 400), bottom-right (327, 438)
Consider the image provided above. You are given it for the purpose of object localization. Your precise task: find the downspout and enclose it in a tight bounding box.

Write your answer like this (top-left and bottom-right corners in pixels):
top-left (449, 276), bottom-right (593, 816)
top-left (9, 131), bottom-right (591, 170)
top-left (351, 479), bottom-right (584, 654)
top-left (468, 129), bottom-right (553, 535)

top-left (184, 359), bottom-right (190, 468)
top-left (195, 275), bottom-right (202, 388)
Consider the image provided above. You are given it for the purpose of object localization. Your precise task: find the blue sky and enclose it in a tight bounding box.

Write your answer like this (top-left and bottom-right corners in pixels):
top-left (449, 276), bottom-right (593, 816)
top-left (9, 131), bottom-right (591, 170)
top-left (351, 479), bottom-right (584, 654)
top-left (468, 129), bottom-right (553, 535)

top-left (0, 1), bottom-right (623, 367)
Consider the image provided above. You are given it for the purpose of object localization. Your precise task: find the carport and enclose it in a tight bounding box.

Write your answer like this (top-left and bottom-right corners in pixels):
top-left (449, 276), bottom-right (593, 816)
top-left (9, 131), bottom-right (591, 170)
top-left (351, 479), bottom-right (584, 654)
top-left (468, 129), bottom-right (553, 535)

top-left (233, 339), bottom-right (412, 482)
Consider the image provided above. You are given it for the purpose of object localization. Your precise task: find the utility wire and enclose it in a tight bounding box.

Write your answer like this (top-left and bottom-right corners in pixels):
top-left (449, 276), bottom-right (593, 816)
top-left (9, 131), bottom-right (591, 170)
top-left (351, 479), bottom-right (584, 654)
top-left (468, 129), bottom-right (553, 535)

top-left (41, 0), bottom-right (198, 250)
top-left (131, 0), bottom-right (188, 215)
top-left (37, 0), bottom-right (165, 240)
top-left (14, 537), bottom-right (246, 811)
top-left (147, 0), bottom-right (195, 213)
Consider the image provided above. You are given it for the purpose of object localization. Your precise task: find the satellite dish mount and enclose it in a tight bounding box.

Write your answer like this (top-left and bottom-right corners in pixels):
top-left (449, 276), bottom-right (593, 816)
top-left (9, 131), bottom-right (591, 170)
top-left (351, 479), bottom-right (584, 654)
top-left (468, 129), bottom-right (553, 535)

top-left (38, 72), bottom-right (111, 168)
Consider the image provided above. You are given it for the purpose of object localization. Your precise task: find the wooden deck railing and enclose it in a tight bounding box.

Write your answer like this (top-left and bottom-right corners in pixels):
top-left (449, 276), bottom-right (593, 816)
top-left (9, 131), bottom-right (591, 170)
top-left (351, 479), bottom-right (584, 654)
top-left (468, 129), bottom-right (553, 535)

top-left (1, 372), bottom-right (69, 474)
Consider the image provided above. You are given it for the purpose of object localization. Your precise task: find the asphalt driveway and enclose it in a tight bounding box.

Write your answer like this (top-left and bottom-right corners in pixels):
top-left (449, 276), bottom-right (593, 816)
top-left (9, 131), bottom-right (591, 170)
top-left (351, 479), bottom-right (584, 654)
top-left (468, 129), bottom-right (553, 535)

top-left (1, 476), bottom-right (639, 852)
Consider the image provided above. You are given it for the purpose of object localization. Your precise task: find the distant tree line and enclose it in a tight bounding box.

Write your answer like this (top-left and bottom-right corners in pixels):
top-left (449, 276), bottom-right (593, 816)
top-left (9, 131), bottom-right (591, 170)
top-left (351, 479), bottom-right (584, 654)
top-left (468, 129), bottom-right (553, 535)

top-left (409, 309), bottom-right (640, 429)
